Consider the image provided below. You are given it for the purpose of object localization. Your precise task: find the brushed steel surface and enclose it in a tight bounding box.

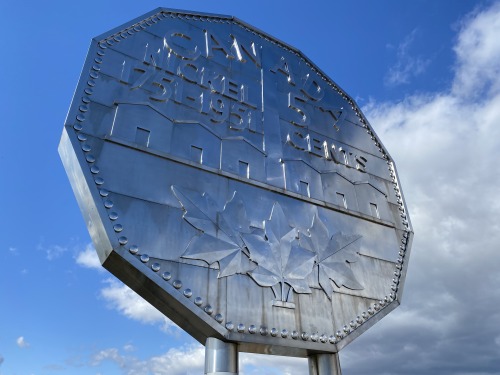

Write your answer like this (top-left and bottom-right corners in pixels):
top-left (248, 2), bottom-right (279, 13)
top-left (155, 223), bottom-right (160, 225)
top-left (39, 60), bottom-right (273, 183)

top-left (308, 353), bottom-right (342, 375)
top-left (205, 338), bottom-right (238, 375)
top-left (59, 7), bottom-right (414, 357)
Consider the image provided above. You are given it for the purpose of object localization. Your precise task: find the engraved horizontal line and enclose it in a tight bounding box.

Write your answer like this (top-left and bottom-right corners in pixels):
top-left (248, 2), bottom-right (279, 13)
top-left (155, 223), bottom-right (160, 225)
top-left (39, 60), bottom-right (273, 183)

top-left (104, 135), bottom-right (398, 230)
top-left (358, 252), bottom-right (397, 265)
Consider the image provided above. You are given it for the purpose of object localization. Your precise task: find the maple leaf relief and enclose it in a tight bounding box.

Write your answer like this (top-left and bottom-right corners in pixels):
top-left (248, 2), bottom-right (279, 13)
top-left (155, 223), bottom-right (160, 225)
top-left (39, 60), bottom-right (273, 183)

top-left (301, 214), bottom-right (364, 299)
top-left (172, 186), bottom-right (255, 278)
top-left (172, 185), bottom-right (363, 306)
top-left (242, 203), bottom-right (315, 306)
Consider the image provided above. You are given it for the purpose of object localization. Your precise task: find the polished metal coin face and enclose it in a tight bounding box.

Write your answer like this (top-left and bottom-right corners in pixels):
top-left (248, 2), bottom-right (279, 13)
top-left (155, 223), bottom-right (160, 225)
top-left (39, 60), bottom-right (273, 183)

top-left (59, 8), bottom-right (413, 356)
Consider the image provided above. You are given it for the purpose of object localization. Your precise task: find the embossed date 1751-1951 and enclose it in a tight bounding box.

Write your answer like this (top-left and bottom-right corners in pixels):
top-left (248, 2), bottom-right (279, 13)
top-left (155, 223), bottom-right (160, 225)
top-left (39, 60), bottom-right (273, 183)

top-left (119, 27), bottom-right (370, 173)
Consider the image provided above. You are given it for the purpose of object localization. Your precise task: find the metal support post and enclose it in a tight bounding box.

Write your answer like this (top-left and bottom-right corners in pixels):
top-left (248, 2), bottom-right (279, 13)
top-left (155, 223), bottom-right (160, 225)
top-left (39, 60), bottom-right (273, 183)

top-left (205, 337), bottom-right (239, 375)
top-left (308, 353), bottom-right (342, 375)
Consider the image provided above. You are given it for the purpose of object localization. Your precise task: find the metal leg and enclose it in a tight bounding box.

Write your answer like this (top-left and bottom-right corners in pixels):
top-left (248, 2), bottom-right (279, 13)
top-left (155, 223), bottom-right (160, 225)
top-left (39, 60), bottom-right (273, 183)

top-left (308, 353), bottom-right (342, 375)
top-left (205, 337), bottom-right (238, 375)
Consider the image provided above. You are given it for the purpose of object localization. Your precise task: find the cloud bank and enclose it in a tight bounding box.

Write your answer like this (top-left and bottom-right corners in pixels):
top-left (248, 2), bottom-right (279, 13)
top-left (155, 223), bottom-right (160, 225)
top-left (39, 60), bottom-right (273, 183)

top-left (75, 243), bottom-right (102, 270)
top-left (343, 2), bottom-right (500, 374)
top-left (75, 245), bottom-right (176, 332)
top-left (90, 344), bottom-right (205, 375)
top-left (100, 278), bottom-right (177, 333)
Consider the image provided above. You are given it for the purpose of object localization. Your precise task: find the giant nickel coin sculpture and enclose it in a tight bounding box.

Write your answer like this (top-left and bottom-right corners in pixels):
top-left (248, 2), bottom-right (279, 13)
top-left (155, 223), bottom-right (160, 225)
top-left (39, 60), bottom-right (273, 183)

top-left (59, 8), bottom-right (413, 374)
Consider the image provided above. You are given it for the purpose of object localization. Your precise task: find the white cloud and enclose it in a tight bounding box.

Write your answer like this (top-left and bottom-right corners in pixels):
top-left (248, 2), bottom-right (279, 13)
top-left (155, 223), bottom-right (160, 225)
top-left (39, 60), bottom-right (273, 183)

top-left (90, 344), bottom-right (205, 375)
top-left (453, 2), bottom-right (500, 97)
top-left (75, 243), bottom-right (102, 271)
top-left (241, 353), bottom-right (307, 375)
top-left (91, 348), bottom-right (126, 367)
top-left (16, 336), bottom-right (30, 348)
top-left (100, 278), bottom-right (177, 332)
top-left (88, 344), bottom-right (308, 375)
top-left (8, 246), bottom-right (18, 255)
top-left (385, 28), bottom-right (431, 86)
top-left (37, 241), bottom-right (68, 261)
top-left (144, 345), bottom-right (205, 375)
top-left (123, 344), bottom-right (135, 352)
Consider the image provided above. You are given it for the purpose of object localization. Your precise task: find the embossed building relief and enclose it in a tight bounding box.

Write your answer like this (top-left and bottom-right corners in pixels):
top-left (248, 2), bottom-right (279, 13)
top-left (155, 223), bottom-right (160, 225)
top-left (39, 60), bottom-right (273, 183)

top-left (60, 8), bottom-right (413, 357)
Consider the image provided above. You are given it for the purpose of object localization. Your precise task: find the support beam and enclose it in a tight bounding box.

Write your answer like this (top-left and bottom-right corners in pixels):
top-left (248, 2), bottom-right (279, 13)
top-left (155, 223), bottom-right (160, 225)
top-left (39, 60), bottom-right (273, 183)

top-left (205, 337), bottom-right (239, 375)
top-left (308, 353), bottom-right (342, 375)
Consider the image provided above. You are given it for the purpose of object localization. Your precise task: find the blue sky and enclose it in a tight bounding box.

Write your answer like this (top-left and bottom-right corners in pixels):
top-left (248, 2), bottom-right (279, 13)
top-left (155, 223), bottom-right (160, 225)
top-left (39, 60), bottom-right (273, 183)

top-left (2, 0), bottom-right (500, 374)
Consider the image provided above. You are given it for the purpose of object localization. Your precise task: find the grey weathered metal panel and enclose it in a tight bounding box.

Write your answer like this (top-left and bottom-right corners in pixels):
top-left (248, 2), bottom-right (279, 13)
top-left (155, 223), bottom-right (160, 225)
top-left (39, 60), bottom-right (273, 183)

top-left (59, 8), bottom-right (413, 357)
